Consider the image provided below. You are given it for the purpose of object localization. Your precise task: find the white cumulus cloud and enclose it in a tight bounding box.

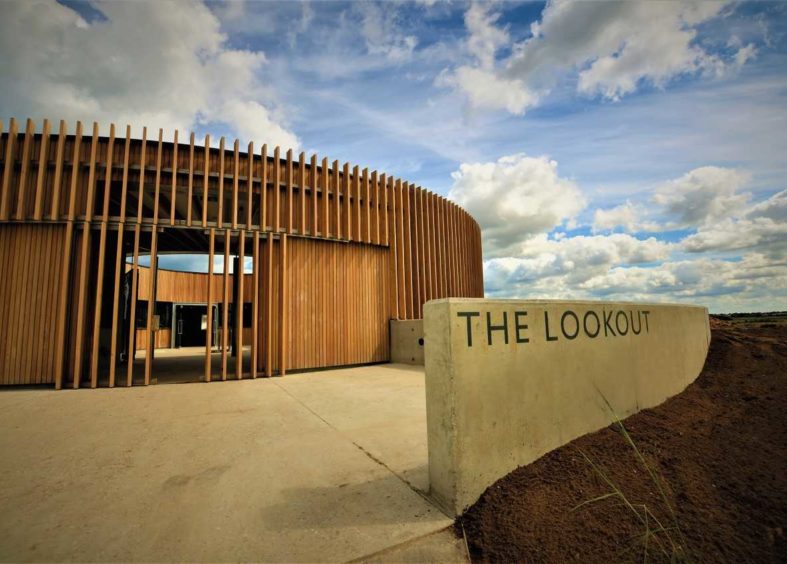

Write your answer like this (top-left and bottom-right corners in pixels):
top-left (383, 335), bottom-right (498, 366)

top-left (484, 233), bottom-right (672, 297)
top-left (652, 166), bottom-right (751, 228)
top-left (579, 254), bottom-right (787, 310)
top-left (682, 189), bottom-right (787, 258)
top-left (448, 153), bottom-right (586, 256)
top-left (593, 201), bottom-right (640, 233)
top-left (438, 67), bottom-right (537, 115)
top-left (593, 166), bottom-right (753, 233)
top-left (0, 0), bottom-right (299, 149)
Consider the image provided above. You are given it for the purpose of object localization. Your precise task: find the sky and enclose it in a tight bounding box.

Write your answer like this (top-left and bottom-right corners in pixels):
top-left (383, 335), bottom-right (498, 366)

top-left (1, 0), bottom-right (785, 313)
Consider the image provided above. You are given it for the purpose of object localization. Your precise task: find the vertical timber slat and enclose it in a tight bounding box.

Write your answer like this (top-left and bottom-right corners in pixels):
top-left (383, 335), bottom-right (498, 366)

top-left (274, 147), bottom-right (281, 232)
top-left (236, 230), bottom-right (245, 379)
top-left (108, 126), bottom-right (131, 387)
top-left (170, 130), bottom-right (178, 224)
top-left (33, 119), bottom-right (50, 220)
top-left (221, 229), bottom-right (230, 380)
top-left (66, 121), bottom-right (84, 221)
top-left (286, 149), bottom-right (293, 234)
top-left (0, 118), bottom-right (19, 220)
top-left (232, 139), bottom-right (239, 229)
top-left (260, 144), bottom-right (267, 230)
top-left (126, 224), bottom-right (141, 386)
top-left (202, 134), bottom-right (210, 228)
top-left (205, 228), bottom-right (215, 382)
top-left (83, 121), bottom-right (100, 221)
top-left (279, 234), bottom-right (287, 375)
top-left (89, 124), bottom-right (115, 387)
top-left (144, 228), bottom-right (158, 385)
top-left (217, 137), bottom-right (225, 227)
top-left (298, 154), bottom-right (306, 235)
top-left (187, 133), bottom-right (194, 226)
top-left (49, 120), bottom-right (66, 219)
top-left (343, 162), bottom-right (351, 240)
top-left (265, 233), bottom-right (273, 377)
top-left (251, 231), bottom-right (259, 378)
top-left (333, 160), bottom-right (340, 240)
top-left (152, 129), bottom-right (163, 224)
top-left (322, 157), bottom-right (329, 238)
top-left (14, 118), bottom-right (34, 220)
top-left (310, 154), bottom-right (318, 236)
top-left (247, 142), bottom-right (254, 230)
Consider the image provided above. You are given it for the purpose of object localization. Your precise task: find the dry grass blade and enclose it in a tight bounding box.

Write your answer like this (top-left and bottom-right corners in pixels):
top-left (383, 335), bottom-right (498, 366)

top-left (571, 491), bottom-right (618, 512)
top-left (596, 391), bottom-right (690, 558)
top-left (460, 522), bottom-right (471, 562)
top-left (574, 448), bottom-right (673, 560)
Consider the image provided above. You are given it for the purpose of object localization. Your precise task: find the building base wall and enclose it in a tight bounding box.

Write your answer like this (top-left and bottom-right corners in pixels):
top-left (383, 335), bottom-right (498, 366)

top-left (390, 319), bottom-right (424, 365)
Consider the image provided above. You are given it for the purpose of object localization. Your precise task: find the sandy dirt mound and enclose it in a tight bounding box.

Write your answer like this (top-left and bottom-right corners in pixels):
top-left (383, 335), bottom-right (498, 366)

top-left (457, 321), bottom-right (787, 563)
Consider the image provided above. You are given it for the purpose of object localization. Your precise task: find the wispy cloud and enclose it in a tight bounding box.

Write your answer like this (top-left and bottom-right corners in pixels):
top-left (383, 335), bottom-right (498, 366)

top-left (440, 0), bottom-right (758, 114)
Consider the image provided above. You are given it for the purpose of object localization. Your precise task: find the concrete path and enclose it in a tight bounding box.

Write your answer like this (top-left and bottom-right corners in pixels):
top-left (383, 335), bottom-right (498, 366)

top-left (0, 364), bottom-right (466, 562)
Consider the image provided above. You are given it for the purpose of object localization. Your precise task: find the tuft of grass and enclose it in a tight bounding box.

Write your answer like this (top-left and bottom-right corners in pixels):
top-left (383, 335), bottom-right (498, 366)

top-left (460, 522), bottom-right (471, 562)
top-left (571, 392), bottom-right (691, 563)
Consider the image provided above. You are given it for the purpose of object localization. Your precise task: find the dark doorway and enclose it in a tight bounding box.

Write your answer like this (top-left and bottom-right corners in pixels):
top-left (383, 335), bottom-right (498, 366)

top-left (175, 305), bottom-right (207, 348)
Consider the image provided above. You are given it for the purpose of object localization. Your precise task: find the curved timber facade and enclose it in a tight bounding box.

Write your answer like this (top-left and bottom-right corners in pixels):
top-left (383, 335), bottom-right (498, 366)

top-left (0, 118), bottom-right (484, 388)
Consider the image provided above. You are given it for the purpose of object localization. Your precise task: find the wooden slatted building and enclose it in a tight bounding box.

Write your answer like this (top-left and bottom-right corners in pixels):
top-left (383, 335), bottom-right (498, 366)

top-left (0, 118), bottom-right (484, 388)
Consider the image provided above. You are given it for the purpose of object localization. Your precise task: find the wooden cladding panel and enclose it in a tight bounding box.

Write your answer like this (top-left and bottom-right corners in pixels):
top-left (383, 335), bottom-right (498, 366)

top-left (0, 224), bottom-right (66, 385)
top-left (135, 328), bottom-right (172, 351)
top-left (284, 238), bottom-right (391, 371)
top-left (252, 236), bottom-right (391, 374)
top-left (135, 266), bottom-right (254, 304)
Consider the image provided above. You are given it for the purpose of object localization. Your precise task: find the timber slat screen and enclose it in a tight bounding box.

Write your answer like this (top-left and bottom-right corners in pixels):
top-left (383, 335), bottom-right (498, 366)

top-left (0, 119), bottom-right (484, 388)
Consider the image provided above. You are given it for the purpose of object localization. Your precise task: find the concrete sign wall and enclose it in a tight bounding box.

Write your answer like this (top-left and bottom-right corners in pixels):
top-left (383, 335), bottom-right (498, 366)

top-left (424, 298), bottom-right (710, 515)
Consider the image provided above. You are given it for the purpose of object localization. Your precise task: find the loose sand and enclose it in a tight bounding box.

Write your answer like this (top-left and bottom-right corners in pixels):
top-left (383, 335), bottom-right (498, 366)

top-left (457, 318), bottom-right (786, 563)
